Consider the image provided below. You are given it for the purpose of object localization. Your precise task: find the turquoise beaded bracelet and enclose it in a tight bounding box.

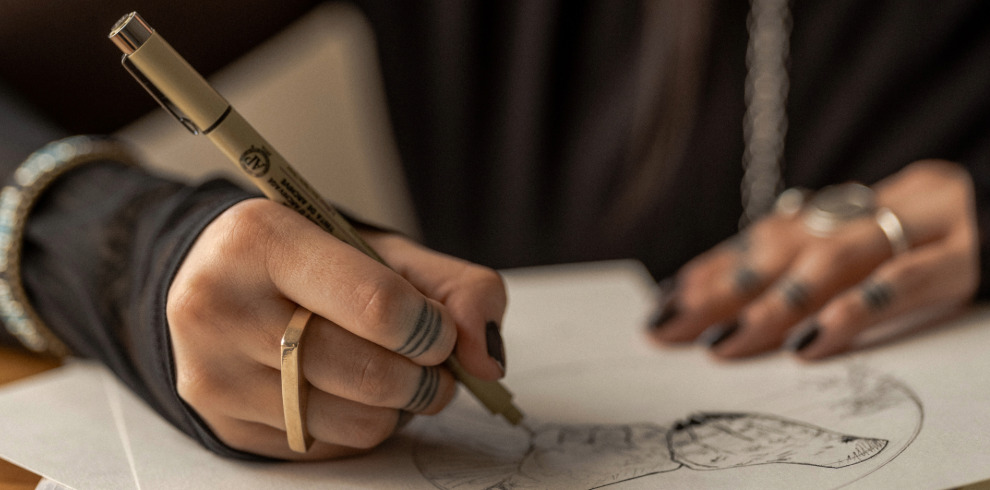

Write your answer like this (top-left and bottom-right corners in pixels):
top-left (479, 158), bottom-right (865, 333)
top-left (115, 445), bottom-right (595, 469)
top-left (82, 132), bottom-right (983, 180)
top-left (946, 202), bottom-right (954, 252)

top-left (0, 135), bottom-right (135, 356)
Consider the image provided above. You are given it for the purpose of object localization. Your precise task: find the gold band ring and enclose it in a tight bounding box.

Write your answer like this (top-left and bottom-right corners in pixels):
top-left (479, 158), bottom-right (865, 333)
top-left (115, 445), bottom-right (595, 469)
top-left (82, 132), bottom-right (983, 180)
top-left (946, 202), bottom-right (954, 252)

top-left (281, 306), bottom-right (315, 453)
top-left (875, 207), bottom-right (910, 255)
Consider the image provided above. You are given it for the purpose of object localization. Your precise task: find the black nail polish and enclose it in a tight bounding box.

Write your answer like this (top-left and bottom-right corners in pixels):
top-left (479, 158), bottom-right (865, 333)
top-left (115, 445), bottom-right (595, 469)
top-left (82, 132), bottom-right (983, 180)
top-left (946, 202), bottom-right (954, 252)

top-left (785, 323), bottom-right (820, 352)
top-left (700, 322), bottom-right (739, 348)
top-left (648, 301), bottom-right (680, 331)
top-left (647, 278), bottom-right (679, 331)
top-left (486, 321), bottom-right (506, 374)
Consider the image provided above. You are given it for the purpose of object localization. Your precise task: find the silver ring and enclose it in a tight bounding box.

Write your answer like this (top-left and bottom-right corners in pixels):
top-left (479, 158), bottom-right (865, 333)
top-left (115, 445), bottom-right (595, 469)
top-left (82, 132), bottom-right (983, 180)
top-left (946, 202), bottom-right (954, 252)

top-left (773, 187), bottom-right (809, 217)
top-left (802, 183), bottom-right (877, 236)
top-left (875, 207), bottom-right (910, 255)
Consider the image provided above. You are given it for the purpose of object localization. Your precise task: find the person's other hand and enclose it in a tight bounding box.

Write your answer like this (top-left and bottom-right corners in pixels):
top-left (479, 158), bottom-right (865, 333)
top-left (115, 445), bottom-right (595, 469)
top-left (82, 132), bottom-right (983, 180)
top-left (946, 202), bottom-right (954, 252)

top-left (646, 160), bottom-right (979, 359)
top-left (166, 198), bottom-right (507, 459)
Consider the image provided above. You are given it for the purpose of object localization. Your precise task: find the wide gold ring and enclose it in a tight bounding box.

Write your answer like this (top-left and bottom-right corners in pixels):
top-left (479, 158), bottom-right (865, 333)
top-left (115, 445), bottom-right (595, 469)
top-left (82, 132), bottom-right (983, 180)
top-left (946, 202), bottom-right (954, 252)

top-left (281, 306), bottom-right (314, 453)
top-left (875, 207), bottom-right (910, 255)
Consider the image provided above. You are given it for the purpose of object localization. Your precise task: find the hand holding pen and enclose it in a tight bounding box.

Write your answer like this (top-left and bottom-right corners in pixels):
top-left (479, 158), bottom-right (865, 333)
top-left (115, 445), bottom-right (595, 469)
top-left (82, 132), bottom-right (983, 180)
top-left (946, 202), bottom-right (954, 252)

top-left (169, 199), bottom-right (508, 459)
top-left (110, 12), bottom-right (520, 459)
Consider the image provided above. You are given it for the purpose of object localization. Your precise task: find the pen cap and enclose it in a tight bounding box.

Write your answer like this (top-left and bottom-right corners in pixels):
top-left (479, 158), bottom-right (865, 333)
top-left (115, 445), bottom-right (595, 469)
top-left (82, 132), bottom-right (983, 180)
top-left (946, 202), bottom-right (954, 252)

top-left (109, 12), bottom-right (228, 134)
top-left (109, 12), bottom-right (152, 55)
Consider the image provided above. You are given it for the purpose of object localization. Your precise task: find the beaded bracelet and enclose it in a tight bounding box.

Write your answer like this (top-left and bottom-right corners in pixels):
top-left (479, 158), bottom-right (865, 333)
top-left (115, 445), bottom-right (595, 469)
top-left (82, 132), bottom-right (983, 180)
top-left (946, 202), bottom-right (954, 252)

top-left (0, 135), bottom-right (136, 356)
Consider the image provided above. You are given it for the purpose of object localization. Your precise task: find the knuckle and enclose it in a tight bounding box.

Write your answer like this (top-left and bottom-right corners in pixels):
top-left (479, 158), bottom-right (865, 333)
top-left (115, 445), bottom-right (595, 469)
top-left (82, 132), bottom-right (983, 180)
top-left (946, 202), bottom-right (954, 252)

top-left (165, 284), bottom-right (201, 330)
top-left (806, 243), bottom-right (845, 269)
top-left (826, 296), bottom-right (862, 328)
top-left (218, 199), bottom-right (284, 253)
top-left (174, 361), bottom-right (219, 409)
top-left (168, 200), bottom-right (287, 335)
top-left (220, 200), bottom-right (298, 279)
top-left (909, 159), bottom-right (967, 183)
top-left (352, 276), bottom-right (408, 337)
top-left (468, 265), bottom-right (507, 298)
top-left (166, 278), bottom-right (221, 338)
top-left (355, 355), bottom-right (400, 406)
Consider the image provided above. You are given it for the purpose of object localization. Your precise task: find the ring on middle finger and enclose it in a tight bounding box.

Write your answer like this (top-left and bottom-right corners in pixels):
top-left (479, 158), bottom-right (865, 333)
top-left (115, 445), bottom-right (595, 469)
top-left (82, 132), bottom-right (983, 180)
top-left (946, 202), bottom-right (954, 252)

top-left (802, 183), bottom-right (876, 237)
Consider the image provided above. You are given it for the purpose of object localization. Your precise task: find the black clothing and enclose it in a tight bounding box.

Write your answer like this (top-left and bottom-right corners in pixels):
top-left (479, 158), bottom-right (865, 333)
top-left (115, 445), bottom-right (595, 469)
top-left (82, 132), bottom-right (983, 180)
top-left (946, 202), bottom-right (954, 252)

top-left (363, 1), bottom-right (990, 282)
top-left (1, 1), bottom-right (988, 458)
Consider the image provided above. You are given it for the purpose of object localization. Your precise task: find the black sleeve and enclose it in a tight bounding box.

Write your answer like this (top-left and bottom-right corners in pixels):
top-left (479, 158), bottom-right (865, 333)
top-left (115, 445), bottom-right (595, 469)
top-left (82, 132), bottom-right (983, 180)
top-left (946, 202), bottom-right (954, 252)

top-left (25, 162), bottom-right (265, 458)
top-left (3, 79), bottom-right (264, 458)
top-left (22, 162), bottom-right (266, 459)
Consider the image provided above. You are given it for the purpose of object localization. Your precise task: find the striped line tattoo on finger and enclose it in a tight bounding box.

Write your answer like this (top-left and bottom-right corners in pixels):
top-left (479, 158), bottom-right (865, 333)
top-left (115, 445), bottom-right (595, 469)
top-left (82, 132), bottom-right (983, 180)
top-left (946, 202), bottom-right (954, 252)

top-left (404, 366), bottom-right (440, 412)
top-left (861, 280), bottom-right (894, 312)
top-left (733, 266), bottom-right (762, 295)
top-left (395, 301), bottom-right (443, 359)
top-left (778, 278), bottom-right (811, 310)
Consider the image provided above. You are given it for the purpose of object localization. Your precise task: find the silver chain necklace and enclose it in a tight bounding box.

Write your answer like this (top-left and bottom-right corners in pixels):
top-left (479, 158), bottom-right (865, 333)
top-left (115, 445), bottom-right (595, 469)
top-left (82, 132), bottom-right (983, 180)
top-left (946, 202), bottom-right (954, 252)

top-left (740, 0), bottom-right (791, 228)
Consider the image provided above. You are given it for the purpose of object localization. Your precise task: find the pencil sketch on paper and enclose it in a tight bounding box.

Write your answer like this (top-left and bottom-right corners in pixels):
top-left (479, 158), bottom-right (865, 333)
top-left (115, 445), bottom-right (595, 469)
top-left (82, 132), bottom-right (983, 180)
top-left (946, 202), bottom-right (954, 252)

top-left (414, 412), bottom-right (887, 489)
top-left (409, 363), bottom-right (921, 490)
top-left (667, 412), bottom-right (887, 470)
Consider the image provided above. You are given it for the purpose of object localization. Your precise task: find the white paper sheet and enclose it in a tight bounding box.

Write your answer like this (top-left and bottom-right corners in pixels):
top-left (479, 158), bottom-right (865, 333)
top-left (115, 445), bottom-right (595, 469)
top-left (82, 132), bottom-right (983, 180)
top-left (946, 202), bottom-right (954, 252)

top-left (1, 260), bottom-right (989, 489)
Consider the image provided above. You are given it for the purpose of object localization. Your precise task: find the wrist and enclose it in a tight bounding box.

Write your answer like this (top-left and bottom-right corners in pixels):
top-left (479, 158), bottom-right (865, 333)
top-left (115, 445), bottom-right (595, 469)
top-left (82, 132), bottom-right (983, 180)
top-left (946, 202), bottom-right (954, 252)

top-left (0, 135), bottom-right (136, 356)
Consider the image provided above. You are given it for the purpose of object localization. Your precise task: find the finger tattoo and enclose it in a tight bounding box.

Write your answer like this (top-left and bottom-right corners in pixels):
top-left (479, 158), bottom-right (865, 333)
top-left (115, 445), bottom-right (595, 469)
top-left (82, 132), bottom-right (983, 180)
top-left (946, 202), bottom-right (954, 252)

top-left (733, 265), bottom-right (762, 295)
top-left (778, 278), bottom-right (811, 310)
top-left (395, 301), bottom-right (443, 359)
top-left (404, 366), bottom-right (440, 412)
top-left (861, 280), bottom-right (894, 312)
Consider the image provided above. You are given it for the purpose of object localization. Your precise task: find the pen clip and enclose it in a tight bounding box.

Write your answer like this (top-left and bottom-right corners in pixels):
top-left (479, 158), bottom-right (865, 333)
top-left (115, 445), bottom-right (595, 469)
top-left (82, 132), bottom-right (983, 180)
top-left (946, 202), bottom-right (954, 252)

top-left (121, 55), bottom-right (202, 135)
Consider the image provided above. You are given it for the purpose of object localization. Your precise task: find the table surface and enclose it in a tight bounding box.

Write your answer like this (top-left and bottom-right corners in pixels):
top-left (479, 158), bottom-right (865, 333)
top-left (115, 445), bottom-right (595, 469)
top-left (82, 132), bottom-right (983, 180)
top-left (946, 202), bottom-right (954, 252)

top-left (0, 347), bottom-right (60, 490)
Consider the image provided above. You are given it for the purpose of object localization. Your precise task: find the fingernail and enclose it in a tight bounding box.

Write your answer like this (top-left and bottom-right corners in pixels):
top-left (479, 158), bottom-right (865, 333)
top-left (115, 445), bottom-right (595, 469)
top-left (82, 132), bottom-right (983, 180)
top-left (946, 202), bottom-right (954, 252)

top-left (648, 301), bottom-right (679, 331)
top-left (486, 321), bottom-right (506, 375)
top-left (784, 322), bottom-right (820, 352)
top-left (698, 322), bottom-right (739, 348)
top-left (647, 279), bottom-right (679, 331)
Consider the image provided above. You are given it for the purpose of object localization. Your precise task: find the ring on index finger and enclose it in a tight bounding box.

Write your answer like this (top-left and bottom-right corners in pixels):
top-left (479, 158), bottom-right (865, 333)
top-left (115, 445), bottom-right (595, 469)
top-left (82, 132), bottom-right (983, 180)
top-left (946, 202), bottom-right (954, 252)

top-left (281, 306), bottom-right (315, 453)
